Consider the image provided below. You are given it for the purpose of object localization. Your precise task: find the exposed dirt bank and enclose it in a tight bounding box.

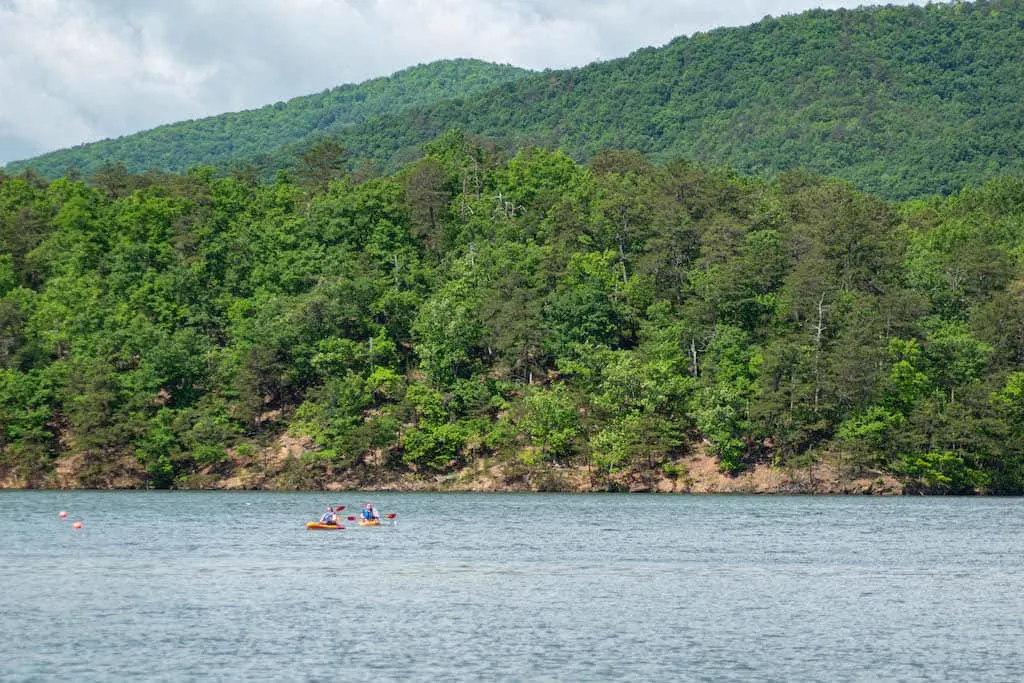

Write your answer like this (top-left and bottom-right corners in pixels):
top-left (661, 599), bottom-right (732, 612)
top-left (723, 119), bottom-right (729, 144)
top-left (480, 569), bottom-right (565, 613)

top-left (1, 436), bottom-right (905, 494)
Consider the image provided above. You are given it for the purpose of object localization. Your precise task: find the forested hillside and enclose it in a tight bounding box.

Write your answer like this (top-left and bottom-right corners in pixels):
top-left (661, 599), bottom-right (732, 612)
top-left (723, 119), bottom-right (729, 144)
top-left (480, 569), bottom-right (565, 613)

top-left (2, 59), bottom-right (530, 178)
top-left (7, 1), bottom-right (1024, 200)
top-left (336, 0), bottom-right (1024, 200)
top-left (2, 131), bottom-right (1023, 492)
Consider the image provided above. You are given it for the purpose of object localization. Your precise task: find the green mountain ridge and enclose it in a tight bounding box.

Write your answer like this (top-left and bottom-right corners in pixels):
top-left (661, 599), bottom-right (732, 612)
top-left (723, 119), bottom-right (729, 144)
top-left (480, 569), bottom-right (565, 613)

top-left (3, 59), bottom-right (532, 177)
top-left (6, 0), bottom-right (1024, 199)
top-left (330, 0), bottom-right (1024, 199)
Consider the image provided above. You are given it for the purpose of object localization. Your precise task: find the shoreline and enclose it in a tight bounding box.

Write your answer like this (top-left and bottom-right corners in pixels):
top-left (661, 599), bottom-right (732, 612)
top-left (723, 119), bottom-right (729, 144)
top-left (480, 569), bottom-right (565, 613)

top-left (1, 448), bottom-right (906, 495)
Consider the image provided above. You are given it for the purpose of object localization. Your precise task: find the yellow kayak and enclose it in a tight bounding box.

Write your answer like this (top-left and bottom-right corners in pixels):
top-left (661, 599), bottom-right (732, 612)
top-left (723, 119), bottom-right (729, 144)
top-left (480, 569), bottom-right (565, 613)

top-left (306, 521), bottom-right (344, 530)
top-left (359, 519), bottom-right (381, 526)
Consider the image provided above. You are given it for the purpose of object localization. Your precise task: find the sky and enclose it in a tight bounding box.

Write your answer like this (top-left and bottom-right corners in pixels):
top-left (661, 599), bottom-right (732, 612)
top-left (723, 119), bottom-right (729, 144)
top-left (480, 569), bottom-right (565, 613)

top-left (0, 0), bottom-right (920, 167)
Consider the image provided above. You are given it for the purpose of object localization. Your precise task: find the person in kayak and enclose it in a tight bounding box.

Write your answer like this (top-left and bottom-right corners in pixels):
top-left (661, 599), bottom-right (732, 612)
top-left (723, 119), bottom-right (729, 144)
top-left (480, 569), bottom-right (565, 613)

top-left (319, 506), bottom-right (337, 525)
top-left (361, 503), bottom-right (380, 522)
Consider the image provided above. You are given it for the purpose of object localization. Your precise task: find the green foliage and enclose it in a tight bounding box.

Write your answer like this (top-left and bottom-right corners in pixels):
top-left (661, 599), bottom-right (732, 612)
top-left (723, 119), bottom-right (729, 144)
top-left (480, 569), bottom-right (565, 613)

top-left (885, 339), bottom-right (932, 412)
top-left (898, 452), bottom-right (988, 494)
top-left (412, 279), bottom-right (485, 385)
top-left (521, 384), bottom-right (581, 464)
top-left (9, 4), bottom-right (1024, 201)
top-left (0, 368), bottom-right (55, 484)
top-left (544, 251), bottom-right (628, 355)
top-left (922, 318), bottom-right (993, 400)
top-left (836, 405), bottom-right (904, 467)
top-left (3, 116), bottom-right (1024, 493)
top-left (694, 325), bottom-right (760, 473)
top-left (292, 371), bottom-right (373, 462)
top-left (7, 60), bottom-right (530, 179)
top-left (0, 254), bottom-right (15, 295)
top-left (294, 140), bottom-right (349, 192)
top-left (401, 420), bottom-right (476, 471)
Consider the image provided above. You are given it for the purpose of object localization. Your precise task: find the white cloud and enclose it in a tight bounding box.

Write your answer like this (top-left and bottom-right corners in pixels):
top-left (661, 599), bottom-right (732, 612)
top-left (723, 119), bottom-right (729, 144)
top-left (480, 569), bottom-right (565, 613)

top-left (0, 0), bottom-right (921, 166)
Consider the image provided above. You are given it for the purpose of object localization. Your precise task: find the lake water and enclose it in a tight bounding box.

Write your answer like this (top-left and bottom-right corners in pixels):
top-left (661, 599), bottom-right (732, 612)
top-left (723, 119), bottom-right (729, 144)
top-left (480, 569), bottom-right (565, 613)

top-left (1, 491), bottom-right (1022, 681)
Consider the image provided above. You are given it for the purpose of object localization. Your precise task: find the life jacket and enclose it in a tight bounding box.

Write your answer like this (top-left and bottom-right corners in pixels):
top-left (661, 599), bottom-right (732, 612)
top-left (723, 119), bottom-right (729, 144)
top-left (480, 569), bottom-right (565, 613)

top-left (362, 508), bottom-right (373, 520)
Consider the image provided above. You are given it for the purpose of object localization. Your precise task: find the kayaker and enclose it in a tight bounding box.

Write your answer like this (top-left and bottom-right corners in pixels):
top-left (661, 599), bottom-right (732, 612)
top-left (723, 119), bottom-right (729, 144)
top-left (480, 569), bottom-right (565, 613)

top-left (361, 503), bottom-right (380, 522)
top-left (319, 506), bottom-right (337, 525)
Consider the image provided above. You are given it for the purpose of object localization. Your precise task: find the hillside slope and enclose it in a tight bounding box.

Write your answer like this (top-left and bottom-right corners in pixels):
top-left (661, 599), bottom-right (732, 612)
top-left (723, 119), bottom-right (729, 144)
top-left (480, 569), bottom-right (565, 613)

top-left (334, 0), bottom-right (1024, 199)
top-left (6, 1), bottom-right (1024, 199)
top-left (3, 59), bottom-right (531, 177)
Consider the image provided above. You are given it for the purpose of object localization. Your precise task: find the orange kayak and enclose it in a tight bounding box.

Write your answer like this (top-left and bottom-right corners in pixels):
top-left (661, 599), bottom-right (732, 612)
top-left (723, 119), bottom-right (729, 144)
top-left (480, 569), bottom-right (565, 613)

top-left (359, 519), bottom-right (381, 526)
top-left (306, 521), bottom-right (344, 530)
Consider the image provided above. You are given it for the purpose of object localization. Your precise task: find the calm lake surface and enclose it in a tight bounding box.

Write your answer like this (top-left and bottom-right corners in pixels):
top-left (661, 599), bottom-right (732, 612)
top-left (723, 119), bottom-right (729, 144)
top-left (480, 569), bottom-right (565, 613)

top-left (2, 491), bottom-right (1022, 681)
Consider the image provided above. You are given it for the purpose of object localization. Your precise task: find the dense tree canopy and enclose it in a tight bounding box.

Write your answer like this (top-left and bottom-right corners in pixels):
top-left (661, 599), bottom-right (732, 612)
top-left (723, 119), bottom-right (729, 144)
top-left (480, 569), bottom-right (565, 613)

top-left (2, 130), bottom-right (1023, 492)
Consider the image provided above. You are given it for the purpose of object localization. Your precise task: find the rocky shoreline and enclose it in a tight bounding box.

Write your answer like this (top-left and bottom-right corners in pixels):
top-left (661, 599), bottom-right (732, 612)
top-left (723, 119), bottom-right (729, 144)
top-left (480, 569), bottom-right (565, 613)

top-left (2, 436), bottom-right (906, 494)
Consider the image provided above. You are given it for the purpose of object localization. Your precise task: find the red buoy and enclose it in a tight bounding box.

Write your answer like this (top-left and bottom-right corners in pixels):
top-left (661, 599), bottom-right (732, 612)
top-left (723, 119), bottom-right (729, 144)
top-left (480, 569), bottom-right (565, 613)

top-left (59, 511), bottom-right (68, 519)
top-left (71, 521), bottom-right (83, 529)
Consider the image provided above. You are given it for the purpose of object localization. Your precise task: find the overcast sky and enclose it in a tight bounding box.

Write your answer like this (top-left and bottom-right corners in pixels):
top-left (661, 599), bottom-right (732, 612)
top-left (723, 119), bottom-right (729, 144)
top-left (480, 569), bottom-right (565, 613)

top-left (0, 0), bottom-right (921, 166)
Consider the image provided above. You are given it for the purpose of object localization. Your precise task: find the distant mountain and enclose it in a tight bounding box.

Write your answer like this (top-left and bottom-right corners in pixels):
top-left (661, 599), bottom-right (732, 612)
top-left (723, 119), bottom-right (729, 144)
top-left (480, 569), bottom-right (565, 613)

top-left (7, 1), bottom-right (1024, 199)
top-left (2, 59), bottom-right (532, 177)
top-left (329, 0), bottom-right (1024, 199)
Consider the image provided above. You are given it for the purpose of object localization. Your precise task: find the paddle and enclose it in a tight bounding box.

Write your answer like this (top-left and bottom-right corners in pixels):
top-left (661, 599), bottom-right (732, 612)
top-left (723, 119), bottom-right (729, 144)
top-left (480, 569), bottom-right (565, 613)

top-left (346, 513), bottom-right (396, 522)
